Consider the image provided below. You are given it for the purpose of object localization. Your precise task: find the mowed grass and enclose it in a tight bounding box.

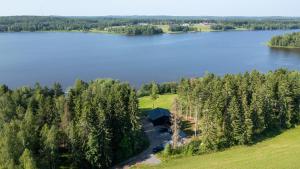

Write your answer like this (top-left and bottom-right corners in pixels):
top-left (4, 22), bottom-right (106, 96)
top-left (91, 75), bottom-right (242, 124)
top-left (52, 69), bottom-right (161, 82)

top-left (134, 126), bottom-right (300, 169)
top-left (139, 94), bottom-right (177, 111)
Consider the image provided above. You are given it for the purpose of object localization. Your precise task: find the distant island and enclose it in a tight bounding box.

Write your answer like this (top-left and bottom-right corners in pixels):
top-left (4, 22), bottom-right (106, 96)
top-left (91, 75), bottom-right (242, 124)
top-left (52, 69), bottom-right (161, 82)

top-left (1, 16), bottom-right (300, 35)
top-left (268, 32), bottom-right (300, 49)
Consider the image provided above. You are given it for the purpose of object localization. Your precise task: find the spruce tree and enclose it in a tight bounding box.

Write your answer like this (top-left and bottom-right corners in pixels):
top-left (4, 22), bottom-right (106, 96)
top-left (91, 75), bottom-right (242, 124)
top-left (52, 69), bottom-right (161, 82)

top-left (229, 96), bottom-right (245, 145)
top-left (19, 149), bottom-right (37, 169)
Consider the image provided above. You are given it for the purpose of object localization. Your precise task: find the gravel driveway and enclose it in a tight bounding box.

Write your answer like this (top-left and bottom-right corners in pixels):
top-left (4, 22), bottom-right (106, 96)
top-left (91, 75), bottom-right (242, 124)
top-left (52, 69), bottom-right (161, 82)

top-left (114, 118), bottom-right (171, 169)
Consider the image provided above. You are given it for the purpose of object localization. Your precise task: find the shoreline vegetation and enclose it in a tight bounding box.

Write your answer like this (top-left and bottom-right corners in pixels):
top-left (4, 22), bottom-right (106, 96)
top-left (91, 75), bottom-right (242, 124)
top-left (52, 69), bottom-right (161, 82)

top-left (1, 16), bottom-right (300, 36)
top-left (268, 32), bottom-right (300, 49)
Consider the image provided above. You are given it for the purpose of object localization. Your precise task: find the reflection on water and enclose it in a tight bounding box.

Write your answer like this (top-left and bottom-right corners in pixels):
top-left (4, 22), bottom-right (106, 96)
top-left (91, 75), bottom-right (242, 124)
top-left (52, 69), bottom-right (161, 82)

top-left (269, 47), bottom-right (300, 57)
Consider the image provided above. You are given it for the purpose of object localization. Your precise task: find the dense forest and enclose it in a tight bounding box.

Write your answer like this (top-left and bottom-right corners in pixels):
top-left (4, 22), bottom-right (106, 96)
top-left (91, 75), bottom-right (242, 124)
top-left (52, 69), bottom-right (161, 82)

top-left (106, 25), bottom-right (163, 35)
top-left (137, 82), bottom-right (178, 97)
top-left (0, 79), bottom-right (146, 169)
top-left (1, 69), bottom-right (300, 168)
top-left (1, 16), bottom-right (300, 34)
top-left (175, 69), bottom-right (300, 152)
top-left (269, 32), bottom-right (300, 48)
top-left (212, 20), bottom-right (300, 31)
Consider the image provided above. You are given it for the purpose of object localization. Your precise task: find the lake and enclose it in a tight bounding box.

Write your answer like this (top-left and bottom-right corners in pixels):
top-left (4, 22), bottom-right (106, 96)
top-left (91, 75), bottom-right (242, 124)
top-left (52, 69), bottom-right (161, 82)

top-left (1, 30), bottom-right (300, 88)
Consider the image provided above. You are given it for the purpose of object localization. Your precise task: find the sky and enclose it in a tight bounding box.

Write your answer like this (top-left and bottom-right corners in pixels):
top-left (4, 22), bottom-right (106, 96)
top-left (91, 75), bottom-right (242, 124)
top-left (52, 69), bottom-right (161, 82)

top-left (1, 0), bottom-right (300, 16)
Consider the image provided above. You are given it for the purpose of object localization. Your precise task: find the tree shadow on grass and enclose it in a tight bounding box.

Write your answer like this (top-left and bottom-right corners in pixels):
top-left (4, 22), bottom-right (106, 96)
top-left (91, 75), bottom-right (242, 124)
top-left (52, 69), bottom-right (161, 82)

top-left (180, 120), bottom-right (194, 137)
top-left (251, 128), bottom-right (287, 145)
top-left (139, 108), bottom-right (152, 117)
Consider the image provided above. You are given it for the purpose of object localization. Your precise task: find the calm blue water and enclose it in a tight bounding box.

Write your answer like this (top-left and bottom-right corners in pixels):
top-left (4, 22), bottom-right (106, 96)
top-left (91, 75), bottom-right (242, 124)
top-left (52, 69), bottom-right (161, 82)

top-left (1, 30), bottom-right (300, 88)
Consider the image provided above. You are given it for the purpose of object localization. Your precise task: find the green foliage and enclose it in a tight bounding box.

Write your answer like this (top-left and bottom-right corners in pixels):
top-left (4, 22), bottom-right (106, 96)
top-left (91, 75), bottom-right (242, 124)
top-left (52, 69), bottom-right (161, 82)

top-left (151, 82), bottom-right (159, 101)
top-left (211, 20), bottom-right (300, 31)
top-left (40, 124), bottom-right (59, 168)
top-left (211, 24), bottom-right (235, 31)
top-left (184, 139), bottom-right (202, 156)
top-left (137, 82), bottom-right (178, 97)
top-left (0, 121), bottom-right (23, 169)
top-left (19, 149), bottom-right (37, 169)
top-left (229, 96), bottom-right (245, 145)
top-left (150, 82), bottom-right (159, 108)
top-left (0, 79), bottom-right (145, 169)
top-left (168, 24), bottom-right (195, 32)
top-left (161, 139), bottom-right (202, 158)
top-left (269, 32), bottom-right (300, 48)
top-left (177, 69), bottom-right (300, 152)
top-left (106, 25), bottom-right (163, 35)
top-left (1, 16), bottom-right (300, 34)
top-left (163, 144), bottom-right (172, 156)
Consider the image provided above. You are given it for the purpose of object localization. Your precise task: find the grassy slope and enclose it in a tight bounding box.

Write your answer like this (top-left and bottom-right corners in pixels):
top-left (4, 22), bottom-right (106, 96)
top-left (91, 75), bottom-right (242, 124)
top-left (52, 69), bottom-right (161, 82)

top-left (135, 126), bottom-right (300, 169)
top-left (139, 94), bottom-right (177, 111)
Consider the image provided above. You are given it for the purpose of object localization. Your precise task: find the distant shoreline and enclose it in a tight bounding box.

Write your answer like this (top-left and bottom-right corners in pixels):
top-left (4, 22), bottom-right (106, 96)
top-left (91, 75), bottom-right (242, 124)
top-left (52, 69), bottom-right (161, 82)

top-left (268, 45), bottom-right (300, 49)
top-left (0, 28), bottom-right (292, 36)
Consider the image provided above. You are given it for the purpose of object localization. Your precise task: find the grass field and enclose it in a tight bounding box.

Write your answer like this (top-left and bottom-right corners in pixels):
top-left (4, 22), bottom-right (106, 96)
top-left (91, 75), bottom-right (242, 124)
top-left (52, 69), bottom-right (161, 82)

top-left (133, 126), bottom-right (300, 169)
top-left (156, 25), bottom-right (171, 33)
top-left (192, 24), bottom-right (212, 32)
top-left (139, 94), bottom-right (177, 111)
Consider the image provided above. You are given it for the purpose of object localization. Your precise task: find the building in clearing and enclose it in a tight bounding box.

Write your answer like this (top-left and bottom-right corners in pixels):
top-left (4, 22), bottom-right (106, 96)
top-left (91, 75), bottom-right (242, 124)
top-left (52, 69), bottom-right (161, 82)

top-left (147, 108), bottom-right (171, 126)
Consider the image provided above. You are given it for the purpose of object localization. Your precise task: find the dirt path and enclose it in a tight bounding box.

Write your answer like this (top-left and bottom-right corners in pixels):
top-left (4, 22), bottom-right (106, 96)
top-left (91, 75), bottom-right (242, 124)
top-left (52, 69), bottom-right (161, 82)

top-left (114, 119), bottom-right (171, 169)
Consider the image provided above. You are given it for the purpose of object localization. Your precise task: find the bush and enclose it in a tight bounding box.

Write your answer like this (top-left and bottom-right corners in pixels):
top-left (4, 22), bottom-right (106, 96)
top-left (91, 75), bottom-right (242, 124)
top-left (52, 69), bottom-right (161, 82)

top-left (164, 144), bottom-right (172, 156)
top-left (162, 139), bottom-right (203, 158)
top-left (184, 139), bottom-right (202, 156)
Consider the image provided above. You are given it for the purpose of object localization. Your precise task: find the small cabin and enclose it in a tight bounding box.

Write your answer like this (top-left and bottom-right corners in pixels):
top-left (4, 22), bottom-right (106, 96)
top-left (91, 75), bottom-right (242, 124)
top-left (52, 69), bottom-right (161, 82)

top-left (147, 108), bottom-right (171, 126)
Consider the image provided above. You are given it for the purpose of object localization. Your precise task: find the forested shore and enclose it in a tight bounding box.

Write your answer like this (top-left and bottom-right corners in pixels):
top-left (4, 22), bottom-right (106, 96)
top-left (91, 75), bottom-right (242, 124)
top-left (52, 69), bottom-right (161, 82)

top-left (1, 69), bottom-right (300, 168)
top-left (105, 25), bottom-right (163, 35)
top-left (1, 16), bottom-right (300, 35)
top-left (0, 79), bottom-right (147, 169)
top-left (269, 32), bottom-right (300, 48)
top-left (173, 69), bottom-right (300, 154)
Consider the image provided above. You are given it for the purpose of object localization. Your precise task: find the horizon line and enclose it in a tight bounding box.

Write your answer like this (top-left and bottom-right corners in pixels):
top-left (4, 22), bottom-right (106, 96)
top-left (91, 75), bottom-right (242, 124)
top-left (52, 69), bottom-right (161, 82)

top-left (1, 15), bottom-right (300, 18)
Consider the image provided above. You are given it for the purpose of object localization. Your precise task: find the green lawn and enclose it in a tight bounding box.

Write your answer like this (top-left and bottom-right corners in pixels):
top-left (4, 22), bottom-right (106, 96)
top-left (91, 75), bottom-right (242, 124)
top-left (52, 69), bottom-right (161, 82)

top-left (134, 126), bottom-right (300, 169)
top-left (139, 94), bottom-right (177, 111)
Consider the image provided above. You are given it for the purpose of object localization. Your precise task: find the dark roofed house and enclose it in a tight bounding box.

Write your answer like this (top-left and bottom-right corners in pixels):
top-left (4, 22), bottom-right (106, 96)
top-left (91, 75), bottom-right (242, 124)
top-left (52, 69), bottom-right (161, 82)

top-left (148, 108), bottom-right (171, 126)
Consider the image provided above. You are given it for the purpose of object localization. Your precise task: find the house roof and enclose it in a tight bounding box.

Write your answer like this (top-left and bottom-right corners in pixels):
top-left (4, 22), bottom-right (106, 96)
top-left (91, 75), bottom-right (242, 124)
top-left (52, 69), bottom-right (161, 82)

top-left (148, 108), bottom-right (170, 121)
